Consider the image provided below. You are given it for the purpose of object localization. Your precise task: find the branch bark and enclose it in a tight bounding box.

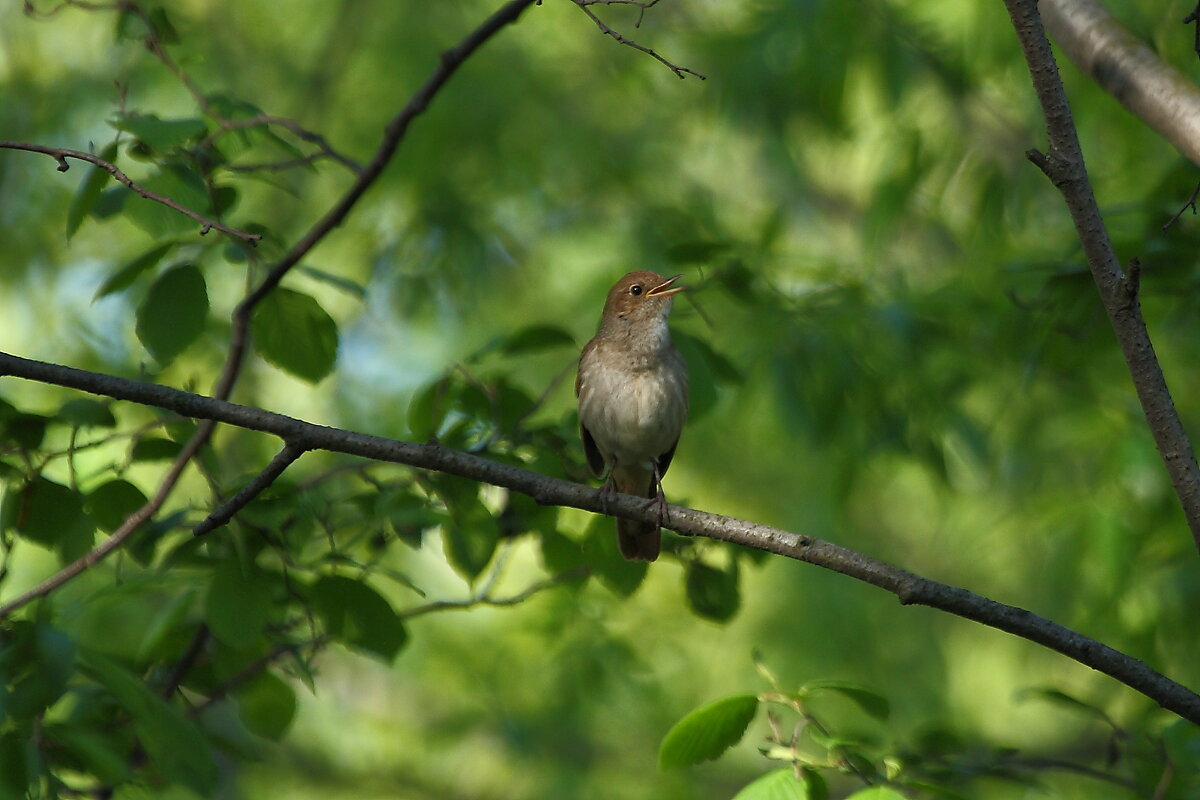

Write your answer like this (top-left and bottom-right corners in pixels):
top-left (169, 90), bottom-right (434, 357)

top-left (1040, 0), bottom-right (1200, 167)
top-left (1003, 0), bottom-right (1200, 557)
top-left (1, 350), bottom-right (1198, 725)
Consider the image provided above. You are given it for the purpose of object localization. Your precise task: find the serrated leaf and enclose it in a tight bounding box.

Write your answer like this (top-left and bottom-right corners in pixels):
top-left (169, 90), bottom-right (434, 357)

top-left (136, 264), bottom-right (209, 365)
top-left (95, 241), bottom-right (177, 299)
top-left (56, 398), bottom-right (117, 428)
top-left (205, 563), bottom-right (274, 650)
top-left (67, 141), bottom-right (119, 239)
top-left (659, 694), bottom-right (758, 769)
top-left (685, 561), bottom-right (740, 622)
top-left (85, 479), bottom-right (148, 532)
top-left (309, 575), bottom-right (407, 662)
top-left (79, 650), bottom-right (217, 795)
top-left (237, 671), bottom-right (296, 741)
top-left (731, 768), bottom-right (809, 800)
top-left (251, 288), bottom-right (339, 382)
top-left (805, 681), bottom-right (890, 721)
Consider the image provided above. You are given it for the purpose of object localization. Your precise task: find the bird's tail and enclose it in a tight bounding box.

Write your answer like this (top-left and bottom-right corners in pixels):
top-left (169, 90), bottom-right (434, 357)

top-left (614, 467), bottom-right (660, 562)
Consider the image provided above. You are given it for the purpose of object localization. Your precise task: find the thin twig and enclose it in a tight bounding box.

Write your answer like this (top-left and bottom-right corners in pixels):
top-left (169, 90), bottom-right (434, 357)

top-left (1162, 180), bottom-right (1200, 231)
top-left (193, 441), bottom-right (308, 536)
top-left (401, 567), bottom-right (589, 618)
top-left (569, 0), bottom-right (705, 79)
top-left (1, 351), bottom-right (1198, 725)
top-left (0, 141), bottom-right (262, 244)
top-left (204, 114), bottom-right (362, 174)
top-left (577, 0), bottom-right (661, 27)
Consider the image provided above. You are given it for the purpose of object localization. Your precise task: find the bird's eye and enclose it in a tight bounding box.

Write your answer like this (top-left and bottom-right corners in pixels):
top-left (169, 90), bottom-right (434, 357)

top-left (630, 284), bottom-right (643, 296)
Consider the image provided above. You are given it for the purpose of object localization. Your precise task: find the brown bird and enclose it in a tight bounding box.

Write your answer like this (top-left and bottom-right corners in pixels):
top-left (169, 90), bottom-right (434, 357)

top-left (576, 271), bottom-right (689, 561)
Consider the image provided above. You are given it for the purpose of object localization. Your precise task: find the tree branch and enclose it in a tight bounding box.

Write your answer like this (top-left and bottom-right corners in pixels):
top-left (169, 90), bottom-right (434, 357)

top-left (1039, 0), bottom-right (1200, 167)
top-left (1004, 0), bottom-right (1200, 557)
top-left (1, 350), bottom-right (1197, 725)
top-left (568, 0), bottom-right (705, 79)
top-left (0, 141), bottom-right (263, 244)
top-left (192, 441), bottom-right (308, 536)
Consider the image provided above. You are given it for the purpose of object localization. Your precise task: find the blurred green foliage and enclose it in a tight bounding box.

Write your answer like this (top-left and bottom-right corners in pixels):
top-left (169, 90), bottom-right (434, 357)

top-left (2, 0), bottom-right (1200, 797)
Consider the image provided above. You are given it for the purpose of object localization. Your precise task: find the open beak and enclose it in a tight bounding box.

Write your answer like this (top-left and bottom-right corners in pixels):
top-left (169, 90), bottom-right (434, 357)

top-left (646, 274), bottom-right (684, 298)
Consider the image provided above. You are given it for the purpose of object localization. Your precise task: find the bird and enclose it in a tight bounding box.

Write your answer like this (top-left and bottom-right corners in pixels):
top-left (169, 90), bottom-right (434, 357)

top-left (575, 270), bottom-right (689, 561)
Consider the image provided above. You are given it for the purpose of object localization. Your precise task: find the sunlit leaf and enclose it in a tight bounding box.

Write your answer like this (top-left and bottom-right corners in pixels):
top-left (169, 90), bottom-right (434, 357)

top-left (659, 694), bottom-right (758, 769)
top-left (731, 768), bottom-right (808, 800)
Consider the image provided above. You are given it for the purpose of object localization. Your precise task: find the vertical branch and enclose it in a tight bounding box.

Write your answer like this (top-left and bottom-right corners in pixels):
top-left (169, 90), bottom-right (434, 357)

top-left (1002, 0), bottom-right (1200, 556)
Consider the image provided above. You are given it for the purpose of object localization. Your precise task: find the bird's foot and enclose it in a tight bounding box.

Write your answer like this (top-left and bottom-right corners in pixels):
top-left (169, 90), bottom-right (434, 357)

top-left (641, 483), bottom-right (669, 528)
top-left (597, 476), bottom-right (618, 515)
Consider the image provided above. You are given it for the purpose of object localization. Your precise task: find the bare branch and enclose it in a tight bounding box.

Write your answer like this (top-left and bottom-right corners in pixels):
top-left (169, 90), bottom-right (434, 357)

top-left (569, 0), bottom-right (705, 79)
top-left (192, 441), bottom-right (308, 536)
top-left (1, 350), bottom-right (1197, 724)
top-left (0, 141), bottom-right (262, 244)
top-left (1163, 179), bottom-right (1200, 231)
top-left (1004, 0), bottom-right (1200, 557)
top-left (1039, 0), bottom-right (1200, 167)
top-left (204, 114), bottom-right (362, 175)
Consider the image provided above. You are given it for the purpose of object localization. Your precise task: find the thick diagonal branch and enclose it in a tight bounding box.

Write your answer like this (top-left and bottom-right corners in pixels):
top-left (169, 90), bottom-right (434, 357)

top-left (1, 351), bottom-right (1197, 725)
top-left (1003, 0), bottom-right (1200, 556)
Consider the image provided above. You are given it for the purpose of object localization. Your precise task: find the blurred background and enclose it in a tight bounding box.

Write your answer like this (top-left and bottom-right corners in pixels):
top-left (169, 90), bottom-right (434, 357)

top-left (2, 0), bottom-right (1200, 797)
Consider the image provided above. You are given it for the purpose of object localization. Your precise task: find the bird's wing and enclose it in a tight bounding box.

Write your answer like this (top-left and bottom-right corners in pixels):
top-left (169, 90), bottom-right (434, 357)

top-left (656, 437), bottom-right (679, 479)
top-left (580, 423), bottom-right (606, 476)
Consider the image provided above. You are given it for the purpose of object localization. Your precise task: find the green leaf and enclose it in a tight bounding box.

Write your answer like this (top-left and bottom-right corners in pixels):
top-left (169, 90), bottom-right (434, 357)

top-left (79, 650), bottom-right (217, 795)
top-left (237, 671), bottom-right (297, 741)
top-left (0, 477), bottom-right (94, 561)
top-left (85, 479), bottom-right (148, 533)
top-left (0, 413), bottom-right (47, 450)
top-left (132, 436), bottom-right (183, 461)
top-left (309, 575), bottom-right (408, 662)
top-left (109, 113), bottom-right (206, 152)
top-left (540, 529), bottom-right (588, 575)
top-left (136, 264), bottom-right (209, 365)
top-left (844, 788), bottom-right (907, 800)
top-left (407, 377), bottom-right (454, 441)
top-left (731, 768), bottom-right (809, 800)
top-left (438, 476), bottom-right (500, 582)
top-left (95, 240), bottom-right (177, 299)
top-left (500, 324), bottom-right (576, 356)
top-left (585, 514), bottom-right (647, 598)
top-left (666, 241), bottom-right (729, 264)
top-left (2, 623), bottom-right (76, 720)
top-left (205, 563), bottom-right (274, 650)
top-left (123, 165), bottom-right (212, 238)
top-left (685, 561), bottom-right (740, 622)
top-left (56, 398), bottom-right (117, 428)
top-left (67, 141), bottom-right (119, 239)
top-left (251, 288), bottom-right (339, 383)
top-left (297, 265), bottom-right (367, 299)
top-left (804, 681), bottom-right (890, 722)
top-left (659, 694), bottom-right (758, 769)
top-left (47, 724), bottom-right (130, 783)
top-left (0, 730), bottom-right (31, 800)
top-left (1016, 687), bottom-right (1109, 726)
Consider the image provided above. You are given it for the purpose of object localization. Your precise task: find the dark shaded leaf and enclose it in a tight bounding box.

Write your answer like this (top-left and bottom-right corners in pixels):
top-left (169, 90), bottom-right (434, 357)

top-left (437, 476), bottom-right (500, 582)
top-left (67, 141), bottom-right (119, 239)
top-left (659, 694), bottom-right (758, 769)
top-left (805, 681), bottom-right (890, 722)
top-left (79, 650), bottom-right (217, 795)
top-left (136, 263), bottom-right (209, 364)
top-left (132, 436), bottom-right (183, 461)
top-left (85, 479), bottom-right (147, 533)
top-left (56, 398), bottom-right (117, 428)
top-left (94, 240), bottom-right (177, 299)
top-left (123, 165), bottom-right (212, 237)
top-left (297, 265), bottom-right (367, 299)
top-left (309, 575), bottom-right (408, 662)
top-left (251, 288), bottom-right (339, 382)
top-left (109, 112), bottom-right (205, 152)
top-left (685, 561), bottom-right (740, 622)
top-left (0, 477), bottom-right (94, 561)
top-left (584, 514), bottom-right (647, 598)
top-left (237, 671), bottom-right (297, 740)
top-left (205, 563), bottom-right (274, 650)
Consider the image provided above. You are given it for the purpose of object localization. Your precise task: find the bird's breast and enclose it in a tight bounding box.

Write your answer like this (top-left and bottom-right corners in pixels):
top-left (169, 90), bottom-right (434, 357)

top-left (577, 344), bottom-right (687, 467)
